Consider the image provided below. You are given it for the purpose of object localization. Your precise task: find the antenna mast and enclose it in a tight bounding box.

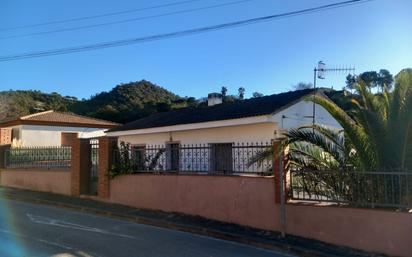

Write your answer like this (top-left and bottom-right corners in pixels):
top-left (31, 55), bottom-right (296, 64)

top-left (312, 61), bottom-right (355, 127)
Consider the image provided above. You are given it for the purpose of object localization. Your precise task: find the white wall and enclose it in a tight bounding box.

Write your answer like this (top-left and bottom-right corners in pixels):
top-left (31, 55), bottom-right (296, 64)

top-left (271, 100), bottom-right (342, 130)
top-left (20, 125), bottom-right (107, 147)
top-left (119, 122), bottom-right (278, 146)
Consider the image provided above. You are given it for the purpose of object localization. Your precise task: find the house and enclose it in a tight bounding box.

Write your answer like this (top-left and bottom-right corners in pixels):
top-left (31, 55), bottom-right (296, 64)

top-left (0, 110), bottom-right (119, 147)
top-left (106, 89), bottom-right (342, 174)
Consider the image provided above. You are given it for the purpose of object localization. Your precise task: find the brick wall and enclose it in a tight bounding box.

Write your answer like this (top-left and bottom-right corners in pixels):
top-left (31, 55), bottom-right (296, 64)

top-left (70, 138), bottom-right (91, 196)
top-left (61, 132), bottom-right (78, 146)
top-left (0, 128), bottom-right (11, 145)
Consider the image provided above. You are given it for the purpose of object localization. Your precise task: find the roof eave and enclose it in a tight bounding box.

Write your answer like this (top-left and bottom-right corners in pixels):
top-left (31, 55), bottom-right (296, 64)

top-left (107, 115), bottom-right (274, 137)
top-left (0, 119), bottom-right (119, 129)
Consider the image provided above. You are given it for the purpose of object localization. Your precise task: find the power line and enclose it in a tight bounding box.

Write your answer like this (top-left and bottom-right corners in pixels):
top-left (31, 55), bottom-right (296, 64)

top-left (0, 0), bottom-right (254, 40)
top-left (0, 0), bottom-right (203, 32)
top-left (0, 0), bottom-right (373, 62)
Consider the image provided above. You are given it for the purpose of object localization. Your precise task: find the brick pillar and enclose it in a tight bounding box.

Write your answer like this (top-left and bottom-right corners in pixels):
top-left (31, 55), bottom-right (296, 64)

top-left (98, 137), bottom-right (117, 198)
top-left (71, 138), bottom-right (81, 196)
top-left (273, 140), bottom-right (289, 204)
top-left (70, 138), bottom-right (91, 196)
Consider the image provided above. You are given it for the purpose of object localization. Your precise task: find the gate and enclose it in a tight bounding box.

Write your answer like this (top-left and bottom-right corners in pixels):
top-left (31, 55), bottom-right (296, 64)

top-left (89, 139), bottom-right (99, 195)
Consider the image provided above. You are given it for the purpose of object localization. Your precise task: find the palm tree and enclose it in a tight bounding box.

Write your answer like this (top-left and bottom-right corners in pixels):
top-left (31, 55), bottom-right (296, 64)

top-left (249, 69), bottom-right (412, 172)
top-left (312, 68), bottom-right (412, 171)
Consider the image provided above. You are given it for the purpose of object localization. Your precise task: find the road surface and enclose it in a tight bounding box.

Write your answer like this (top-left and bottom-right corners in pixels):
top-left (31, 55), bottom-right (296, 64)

top-left (0, 198), bottom-right (294, 257)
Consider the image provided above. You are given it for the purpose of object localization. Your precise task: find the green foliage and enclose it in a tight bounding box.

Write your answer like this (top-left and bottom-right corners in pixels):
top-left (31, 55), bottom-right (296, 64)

top-left (292, 82), bottom-right (313, 90)
top-left (70, 80), bottom-right (198, 123)
top-left (252, 92), bottom-right (264, 98)
top-left (345, 69), bottom-right (394, 91)
top-left (0, 90), bottom-right (76, 122)
top-left (302, 68), bottom-right (412, 171)
top-left (0, 80), bottom-right (201, 124)
top-left (238, 87), bottom-right (245, 100)
top-left (109, 141), bottom-right (165, 178)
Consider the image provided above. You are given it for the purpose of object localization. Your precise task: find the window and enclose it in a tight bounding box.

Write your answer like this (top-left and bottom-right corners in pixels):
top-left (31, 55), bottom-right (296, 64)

top-left (166, 143), bottom-right (180, 171)
top-left (210, 143), bottom-right (233, 173)
top-left (131, 145), bottom-right (145, 170)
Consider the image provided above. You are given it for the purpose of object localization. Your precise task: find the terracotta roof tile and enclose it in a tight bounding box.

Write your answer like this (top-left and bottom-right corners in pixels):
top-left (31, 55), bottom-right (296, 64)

top-left (1, 110), bottom-right (119, 128)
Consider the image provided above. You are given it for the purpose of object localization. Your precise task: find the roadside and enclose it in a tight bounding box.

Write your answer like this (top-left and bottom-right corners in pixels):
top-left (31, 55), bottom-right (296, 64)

top-left (0, 186), bottom-right (385, 257)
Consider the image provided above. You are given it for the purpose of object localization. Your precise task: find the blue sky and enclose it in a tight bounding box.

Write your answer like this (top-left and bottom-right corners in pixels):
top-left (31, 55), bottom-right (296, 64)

top-left (0, 0), bottom-right (411, 99)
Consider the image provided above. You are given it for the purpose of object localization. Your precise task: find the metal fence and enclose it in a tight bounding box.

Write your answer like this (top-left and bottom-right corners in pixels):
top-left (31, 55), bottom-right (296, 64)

top-left (290, 169), bottom-right (412, 209)
top-left (113, 142), bottom-right (273, 176)
top-left (4, 146), bottom-right (72, 169)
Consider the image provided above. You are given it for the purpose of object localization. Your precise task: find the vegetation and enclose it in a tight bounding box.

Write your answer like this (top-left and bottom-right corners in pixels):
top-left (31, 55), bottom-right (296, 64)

top-left (109, 141), bottom-right (165, 178)
top-left (0, 80), bottom-right (201, 124)
top-left (0, 90), bottom-right (76, 122)
top-left (70, 80), bottom-right (199, 123)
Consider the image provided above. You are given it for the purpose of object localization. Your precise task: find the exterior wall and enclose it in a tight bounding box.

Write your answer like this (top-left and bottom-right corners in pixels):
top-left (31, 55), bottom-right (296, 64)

top-left (118, 123), bottom-right (278, 145)
top-left (0, 169), bottom-right (71, 195)
top-left (108, 174), bottom-right (412, 257)
top-left (271, 100), bottom-right (342, 130)
top-left (20, 125), bottom-right (107, 147)
top-left (109, 174), bottom-right (280, 231)
top-left (286, 204), bottom-right (412, 257)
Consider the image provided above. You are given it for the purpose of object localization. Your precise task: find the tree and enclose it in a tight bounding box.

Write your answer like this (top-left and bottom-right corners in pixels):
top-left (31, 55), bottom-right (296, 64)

top-left (252, 92), bottom-right (264, 98)
top-left (238, 87), bottom-right (245, 100)
top-left (293, 82), bottom-right (313, 90)
top-left (345, 74), bottom-right (357, 91)
top-left (309, 68), bottom-right (412, 171)
top-left (221, 86), bottom-right (227, 98)
top-left (359, 71), bottom-right (380, 90)
top-left (352, 69), bottom-right (394, 92)
top-left (378, 69), bottom-right (394, 91)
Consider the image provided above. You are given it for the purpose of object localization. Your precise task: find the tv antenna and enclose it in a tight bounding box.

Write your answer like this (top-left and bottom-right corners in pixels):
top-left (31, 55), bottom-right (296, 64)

top-left (312, 61), bottom-right (355, 127)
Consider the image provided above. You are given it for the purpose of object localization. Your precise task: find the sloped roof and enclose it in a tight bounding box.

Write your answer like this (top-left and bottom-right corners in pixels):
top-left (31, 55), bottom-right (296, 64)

top-left (110, 89), bottom-right (315, 132)
top-left (0, 110), bottom-right (120, 128)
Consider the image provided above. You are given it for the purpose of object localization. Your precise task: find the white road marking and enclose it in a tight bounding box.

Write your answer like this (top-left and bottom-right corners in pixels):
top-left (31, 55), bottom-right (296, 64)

top-left (26, 213), bottom-right (135, 239)
top-left (0, 228), bottom-right (73, 250)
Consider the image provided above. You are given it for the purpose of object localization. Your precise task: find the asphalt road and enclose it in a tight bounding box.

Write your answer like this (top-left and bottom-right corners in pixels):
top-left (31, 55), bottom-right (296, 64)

top-left (0, 199), bottom-right (295, 257)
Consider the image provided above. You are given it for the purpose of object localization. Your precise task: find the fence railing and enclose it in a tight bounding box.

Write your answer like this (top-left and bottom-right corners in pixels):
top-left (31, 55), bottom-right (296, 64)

top-left (290, 169), bottom-right (412, 209)
top-left (112, 142), bottom-right (273, 176)
top-left (4, 146), bottom-right (72, 169)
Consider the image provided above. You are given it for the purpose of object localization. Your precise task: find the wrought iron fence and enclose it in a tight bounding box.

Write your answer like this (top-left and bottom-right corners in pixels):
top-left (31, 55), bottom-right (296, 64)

top-left (4, 146), bottom-right (72, 169)
top-left (290, 169), bottom-right (412, 209)
top-left (112, 142), bottom-right (273, 176)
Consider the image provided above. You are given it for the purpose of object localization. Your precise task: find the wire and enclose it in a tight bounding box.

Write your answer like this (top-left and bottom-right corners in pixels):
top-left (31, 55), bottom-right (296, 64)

top-left (0, 0), bottom-right (373, 62)
top-left (0, 0), bottom-right (203, 32)
top-left (0, 0), bottom-right (254, 40)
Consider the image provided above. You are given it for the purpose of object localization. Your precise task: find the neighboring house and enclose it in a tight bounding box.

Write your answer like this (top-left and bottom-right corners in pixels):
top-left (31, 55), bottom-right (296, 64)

top-left (106, 89), bottom-right (342, 173)
top-left (0, 110), bottom-right (119, 147)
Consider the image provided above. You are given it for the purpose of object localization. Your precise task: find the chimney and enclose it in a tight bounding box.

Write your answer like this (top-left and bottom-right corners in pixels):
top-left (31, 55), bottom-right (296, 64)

top-left (207, 93), bottom-right (223, 106)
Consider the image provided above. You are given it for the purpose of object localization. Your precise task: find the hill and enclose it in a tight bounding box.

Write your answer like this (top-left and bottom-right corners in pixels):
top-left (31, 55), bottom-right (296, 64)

top-left (0, 80), bottom-right (198, 124)
top-left (0, 90), bottom-right (76, 122)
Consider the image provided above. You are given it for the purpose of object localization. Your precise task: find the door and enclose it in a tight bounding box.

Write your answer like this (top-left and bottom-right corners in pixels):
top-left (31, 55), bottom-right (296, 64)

top-left (210, 143), bottom-right (233, 174)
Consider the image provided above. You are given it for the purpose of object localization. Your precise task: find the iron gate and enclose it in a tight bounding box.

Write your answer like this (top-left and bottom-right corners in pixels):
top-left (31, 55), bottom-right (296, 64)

top-left (89, 139), bottom-right (99, 195)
